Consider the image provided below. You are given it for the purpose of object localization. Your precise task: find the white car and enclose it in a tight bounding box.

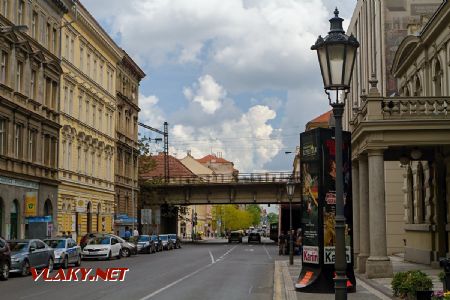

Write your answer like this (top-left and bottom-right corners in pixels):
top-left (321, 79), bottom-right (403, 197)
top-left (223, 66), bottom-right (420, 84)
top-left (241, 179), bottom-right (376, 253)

top-left (81, 236), bottom-right (121, 260)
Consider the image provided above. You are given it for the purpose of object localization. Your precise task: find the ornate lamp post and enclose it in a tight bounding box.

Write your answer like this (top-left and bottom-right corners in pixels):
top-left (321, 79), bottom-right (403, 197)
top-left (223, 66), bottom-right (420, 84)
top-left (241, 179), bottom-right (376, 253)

top-left (311, 8), bottom-right (359, 300)
top-left (286, 178), bottom-right (295, 265)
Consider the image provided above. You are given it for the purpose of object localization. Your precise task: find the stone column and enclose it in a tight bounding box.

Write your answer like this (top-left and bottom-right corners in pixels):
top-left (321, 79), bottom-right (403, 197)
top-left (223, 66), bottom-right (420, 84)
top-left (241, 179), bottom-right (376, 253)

top-left (352, 159), bottom-right (360, 270)
top-left (358, 154), bottom-right (369, 273)
top-left (366, 149), bottom-right (393, 278)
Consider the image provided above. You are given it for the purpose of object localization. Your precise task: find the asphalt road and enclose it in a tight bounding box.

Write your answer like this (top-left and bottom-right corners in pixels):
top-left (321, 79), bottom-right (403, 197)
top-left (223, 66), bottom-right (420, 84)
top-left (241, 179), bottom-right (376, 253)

top-left (0, 237), bottom-right (278, 300)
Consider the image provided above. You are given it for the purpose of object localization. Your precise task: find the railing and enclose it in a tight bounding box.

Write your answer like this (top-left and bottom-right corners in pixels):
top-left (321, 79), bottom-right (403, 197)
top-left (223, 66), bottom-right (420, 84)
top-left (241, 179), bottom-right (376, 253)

top-left (141, 172), bottom-right (300, 185)
top-left (382, 97), bottom-right (449, 119)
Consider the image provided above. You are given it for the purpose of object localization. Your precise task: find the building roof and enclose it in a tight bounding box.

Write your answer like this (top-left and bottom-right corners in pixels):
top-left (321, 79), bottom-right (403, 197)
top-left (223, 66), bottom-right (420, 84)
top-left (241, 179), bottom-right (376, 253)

top-left (140, 153), bottom-right (195, 179)
top-left (197, 154), bottom-right (231, 164)
top-left (180, 154), bottom-right (214, 175)
top-left (305, 110), bottom-right (332, 131)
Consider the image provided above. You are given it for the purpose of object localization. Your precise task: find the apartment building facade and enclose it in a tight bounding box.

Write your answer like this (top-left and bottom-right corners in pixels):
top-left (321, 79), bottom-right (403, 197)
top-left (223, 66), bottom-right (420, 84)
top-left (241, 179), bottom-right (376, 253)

top-left (0, 0), bottom-right (66, 239)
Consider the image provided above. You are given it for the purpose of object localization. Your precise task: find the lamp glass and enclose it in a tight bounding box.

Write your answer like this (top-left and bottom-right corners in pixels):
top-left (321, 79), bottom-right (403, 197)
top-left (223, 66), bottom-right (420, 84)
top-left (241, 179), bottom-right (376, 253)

top-left (317, 46), bottom-right (330, 87)
top-left (286, 181), bottom-right (295, 198)
top-left (343, 45), bottom-right (356, 86)
top-left (327, 44), bottom-right (345, 86)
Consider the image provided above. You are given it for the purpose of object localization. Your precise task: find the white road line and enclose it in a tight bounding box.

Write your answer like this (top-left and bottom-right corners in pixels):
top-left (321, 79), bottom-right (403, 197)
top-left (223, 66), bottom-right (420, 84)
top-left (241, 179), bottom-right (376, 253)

top-left (139, 245), bottom-right (237, 300)
top-left (356, 278), bottom-right (392, 300)
top-left (263, 244), bottom-right (272, 260)
top-left (209, 249), bottom-right (215, 264)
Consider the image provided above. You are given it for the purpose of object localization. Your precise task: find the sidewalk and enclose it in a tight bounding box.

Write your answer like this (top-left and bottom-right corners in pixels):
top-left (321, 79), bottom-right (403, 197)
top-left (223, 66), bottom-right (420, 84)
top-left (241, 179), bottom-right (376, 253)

top-left (273, 253), bottom-right (443, 300)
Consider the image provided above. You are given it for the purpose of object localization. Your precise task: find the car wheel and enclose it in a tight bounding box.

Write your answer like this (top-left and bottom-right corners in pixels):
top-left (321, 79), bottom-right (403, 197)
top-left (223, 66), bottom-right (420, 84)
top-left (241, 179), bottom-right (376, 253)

top-left (121, 248), bottom-right (130, 257)
top-left (75, 255), bottom-right (81, 267)
top-left (0, 262), bottom-right (9, 281)
top-left (62, 256), bottom-right (69, 269)
top-left (48, 258), bottom-right (54, 273)
top-left (21, 260), bottom-right (30, 276)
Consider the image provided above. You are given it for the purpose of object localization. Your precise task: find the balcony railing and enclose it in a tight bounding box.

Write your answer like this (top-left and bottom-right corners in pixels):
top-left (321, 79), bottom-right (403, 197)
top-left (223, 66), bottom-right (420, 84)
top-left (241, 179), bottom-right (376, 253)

top-left (381, 97), bottom-right (449, 119)
top-left (141, 172), bottom-right (300, 185)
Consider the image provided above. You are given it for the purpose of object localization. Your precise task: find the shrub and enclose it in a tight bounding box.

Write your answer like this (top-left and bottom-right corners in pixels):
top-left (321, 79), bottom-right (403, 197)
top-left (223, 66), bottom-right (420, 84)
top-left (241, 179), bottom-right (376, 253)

top-left (391, 270), bottom-right (433, 298)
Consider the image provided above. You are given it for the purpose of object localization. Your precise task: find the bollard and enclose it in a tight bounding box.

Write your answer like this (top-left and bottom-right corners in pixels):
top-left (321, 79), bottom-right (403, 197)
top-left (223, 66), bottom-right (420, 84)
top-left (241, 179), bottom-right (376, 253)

top-left (440, 258), bottom-right (450, 291)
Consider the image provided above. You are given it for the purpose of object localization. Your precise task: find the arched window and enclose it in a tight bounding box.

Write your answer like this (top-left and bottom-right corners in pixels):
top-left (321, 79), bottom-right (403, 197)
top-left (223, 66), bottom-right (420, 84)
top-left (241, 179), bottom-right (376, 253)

top-left (407, 167), bottom-right (414, 224)
top-left (434, 60), bottom-right (442, 96)
top-left (414, 76), bottom-right (422, 96)
top-left (415, 162), bottom-right (427, 223)
top-left (44, 199), bottom-right (53, 217)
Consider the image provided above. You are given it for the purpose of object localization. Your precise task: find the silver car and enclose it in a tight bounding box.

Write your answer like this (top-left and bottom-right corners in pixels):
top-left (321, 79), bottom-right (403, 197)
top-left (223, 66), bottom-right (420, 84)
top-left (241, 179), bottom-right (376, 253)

top-left (9, 239), bottom-right (55, 276)
top-left (44, 238), bottom-right (81, 269)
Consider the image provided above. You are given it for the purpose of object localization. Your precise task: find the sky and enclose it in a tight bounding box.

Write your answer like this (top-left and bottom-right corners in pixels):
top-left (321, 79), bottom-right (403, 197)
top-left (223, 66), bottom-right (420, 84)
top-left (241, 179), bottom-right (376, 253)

top-left (82, 0), bottom-right (356, 173)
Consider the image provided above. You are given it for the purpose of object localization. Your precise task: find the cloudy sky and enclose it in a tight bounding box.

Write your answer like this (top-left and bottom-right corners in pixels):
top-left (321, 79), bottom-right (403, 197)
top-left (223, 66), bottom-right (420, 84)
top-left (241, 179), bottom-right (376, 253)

top-left (83, 0), bottom-right (356, 173)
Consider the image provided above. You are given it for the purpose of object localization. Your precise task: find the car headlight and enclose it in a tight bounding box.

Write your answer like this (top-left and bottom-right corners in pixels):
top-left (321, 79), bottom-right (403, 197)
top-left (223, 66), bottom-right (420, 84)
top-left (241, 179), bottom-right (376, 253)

top-left (99, 248), bottom-right (109, 251)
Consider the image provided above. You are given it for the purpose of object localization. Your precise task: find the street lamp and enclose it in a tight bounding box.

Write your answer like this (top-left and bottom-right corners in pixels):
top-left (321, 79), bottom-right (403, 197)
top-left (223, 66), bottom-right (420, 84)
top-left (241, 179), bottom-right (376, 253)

top-left (311, 8), bottom-right (359, 300)
top-left (286, 178), bottom-right (295, 266)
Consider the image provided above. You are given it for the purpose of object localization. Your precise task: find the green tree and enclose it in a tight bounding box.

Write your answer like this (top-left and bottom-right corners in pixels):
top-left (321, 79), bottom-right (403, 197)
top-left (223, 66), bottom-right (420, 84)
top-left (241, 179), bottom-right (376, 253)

top-left (267, 212), bottom-right (278, 224)
top-left (246, 204), bottom-right (261, 226)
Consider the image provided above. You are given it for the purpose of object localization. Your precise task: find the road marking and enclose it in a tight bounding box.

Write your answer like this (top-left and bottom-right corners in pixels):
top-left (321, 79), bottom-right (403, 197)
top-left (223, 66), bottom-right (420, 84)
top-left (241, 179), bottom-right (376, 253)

top-left (263, 244), bottom-right (272, 260)
top-left (209, 249), bottom-right (215, 264)
top-left (248, 285), bottom-right (253, 294)
top-left (356, 278), bottom-right (392, 300)
top-left (139, 245), bottom-right (237, 300)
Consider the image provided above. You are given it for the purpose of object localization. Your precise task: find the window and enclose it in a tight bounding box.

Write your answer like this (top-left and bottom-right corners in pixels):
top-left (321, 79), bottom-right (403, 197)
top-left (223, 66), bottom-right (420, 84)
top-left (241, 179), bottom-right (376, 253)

top-left (52, 28), bottom-right (57, 53)
top-left (16, 61), bottom-right (23, 92)
top-left (77, 147), bottom-right (81, 172)
top-left (44, 78), bottom-right (51, 107)
top-left (109, 114), bottom-right (113, 135)
top-left (84, 149), bottom-right (88, 175)
top-left (99, 63), bottom-right (104, 86)
top-left (80, 47), bottom-right (84, 71)
top-left (0, 118), bottom-right (6, 155)
top-left (28, 129), bottom-right (37, 162)
top-left (78, 96), bottom-right (83, 120)
top-left (126, 115), bottom-right (130, 135)
top-left (98, 109), bottom-right (102, 131)
top-left (86, 100), bottom-right (90, 124)
top-left (52, 81), bottom-right (57, 109)
top-left (98, 154), bottom-right (101, 178)
top-left (91, 152), bottom-right (95, 176)
top-left (1, 51), bottom-right (8, 84)
top-left (106, 69), bottom-right (111, 91)
top-left (14, 124), bottom-right (23, 158)
top-left (69, 89), bottom-right (74, 115)
top-left (434, 60), bottom-right (442, 97)
top-left (68, 142), bottom-right (72, 170)
top-left (93, 59), bottom-right (97, 81)
top-left (87, 53), bottom-right (91, 76)
top-left (17, 1), bottom-right (24, 24)
top-left (65, 34), bottom-right (69, 58)
top-left (70, 38), bottom-right (74, 62)
top-left (64, 86), bottom-right (69, 113)
top-left (30, 70), bottom-right (36, 99)
top-left (2, 0), bottom-right (7, 17)
top-left (92, 104), bottom-right (96, 127)
top-left (46, 22), bottom-right (51, 49)
top-left (32, 12), bottom-right (38, 38)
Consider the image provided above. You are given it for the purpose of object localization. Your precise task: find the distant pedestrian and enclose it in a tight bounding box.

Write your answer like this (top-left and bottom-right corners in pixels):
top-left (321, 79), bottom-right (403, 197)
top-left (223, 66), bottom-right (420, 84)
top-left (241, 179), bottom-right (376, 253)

top-left (279, 231), bottom-right (286, 255)
top-left (124, 226), bottom-right (131, 239)
top-left (133, 228), bottom-right (139, 237)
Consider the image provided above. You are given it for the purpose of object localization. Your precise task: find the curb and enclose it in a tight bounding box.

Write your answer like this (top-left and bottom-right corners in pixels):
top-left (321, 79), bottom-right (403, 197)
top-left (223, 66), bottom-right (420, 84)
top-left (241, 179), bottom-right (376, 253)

top-left (354, 273), bottom-right (394, 299)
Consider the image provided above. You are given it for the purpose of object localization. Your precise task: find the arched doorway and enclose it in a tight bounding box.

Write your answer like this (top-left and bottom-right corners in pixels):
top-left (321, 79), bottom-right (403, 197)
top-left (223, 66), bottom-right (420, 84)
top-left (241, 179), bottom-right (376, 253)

top-left (44, 199), bottom-right (53, 218)
top-left (87, 202), bottom-right (92, 233)
top-left (10, 200), bottom-right (19, 239)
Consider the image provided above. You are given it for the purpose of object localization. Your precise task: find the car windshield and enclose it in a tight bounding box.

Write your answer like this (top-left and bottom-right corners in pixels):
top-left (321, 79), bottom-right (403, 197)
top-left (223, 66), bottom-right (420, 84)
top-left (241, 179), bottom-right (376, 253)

top-left (169, 235), bottom-right (175, 239)
top-left (138, 236), bottom-right (150, 242)
top-left (44, 239), bottom-right (66, 249)
top-left (159, 235), bottom-right (168, 241)
top-left (9, 241), bottom-right (28, 252)
top-left (230, 232), bottom-right (239, 237)
top-left (150, 236), bottom-right (158, 241)
top-left (88, 237), bottom-right (110, 245)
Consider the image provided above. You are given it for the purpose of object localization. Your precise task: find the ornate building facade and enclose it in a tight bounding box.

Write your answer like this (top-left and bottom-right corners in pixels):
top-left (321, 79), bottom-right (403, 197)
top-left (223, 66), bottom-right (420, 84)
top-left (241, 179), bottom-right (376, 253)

top-left (0, 0), bottom-right (65, 239)
top-left (346, 0), bottom-right (443, 277)
top-left (57, 1), bottom-right (122, 241)
top-left (114, 54), bottom-right (145, 235)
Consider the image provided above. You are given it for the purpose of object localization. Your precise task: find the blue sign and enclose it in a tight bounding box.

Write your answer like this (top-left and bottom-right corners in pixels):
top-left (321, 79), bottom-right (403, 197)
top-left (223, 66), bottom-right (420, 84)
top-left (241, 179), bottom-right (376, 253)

top-left (26, 216), bottom-right (52, 223)
top-left (114, 215), bottom-right (137, 224)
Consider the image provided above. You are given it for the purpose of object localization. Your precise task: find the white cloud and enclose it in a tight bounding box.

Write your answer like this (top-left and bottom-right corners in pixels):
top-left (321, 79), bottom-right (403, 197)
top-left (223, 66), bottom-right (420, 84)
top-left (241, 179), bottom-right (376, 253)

top-left (183, 74), bottom-right (226, 114)
top-left (139, 94), bottom-right (165, 126)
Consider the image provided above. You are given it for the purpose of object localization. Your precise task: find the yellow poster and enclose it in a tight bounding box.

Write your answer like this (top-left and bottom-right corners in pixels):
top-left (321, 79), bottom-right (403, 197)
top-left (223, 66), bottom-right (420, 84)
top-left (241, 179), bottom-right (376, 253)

top-left (25, 192), bottom-right (37, 217)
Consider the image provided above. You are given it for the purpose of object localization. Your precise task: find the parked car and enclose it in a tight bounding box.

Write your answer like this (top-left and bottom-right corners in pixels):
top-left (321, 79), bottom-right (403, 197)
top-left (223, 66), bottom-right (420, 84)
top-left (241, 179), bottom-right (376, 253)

top-left (248, 231), bottom-right (261, 244)
top-left (228, 231), bottom-right (243, 243)
top-left (158, 235), bottom-right (174, 250)
top-left (151, 235), bottom-right (163, 252)
top-left (0, 237), bottom-right (11, 280)
top-left (9, 239), bottom-right (55, 276)
top-left (168, 234), bottom-right (181, 249)
top-left (81, 236), bottom-right (121, 260)
top-left (80, 233), bottom-right (108, 250)
top-left (114, 235), bottom-right (137, 257)
top-left (136, 235), bottom-right (156, 254)
top-left (44, 238), bottom-right (81, 269)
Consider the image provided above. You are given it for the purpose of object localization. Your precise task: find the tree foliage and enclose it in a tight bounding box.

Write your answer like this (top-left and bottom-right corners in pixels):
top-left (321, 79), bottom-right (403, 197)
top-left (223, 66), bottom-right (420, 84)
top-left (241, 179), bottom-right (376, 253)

top-left (212, 205), bottom-right (258, 232)
top-left (267, 212), bottom-right (278, 224)
top-left (245, 204), bottom-right (261, 226)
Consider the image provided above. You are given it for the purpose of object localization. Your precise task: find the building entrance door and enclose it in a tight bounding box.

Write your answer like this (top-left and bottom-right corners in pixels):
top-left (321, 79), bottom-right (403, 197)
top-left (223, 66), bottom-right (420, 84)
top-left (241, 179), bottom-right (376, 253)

top-left (10, 201), bottom-right (18, 239)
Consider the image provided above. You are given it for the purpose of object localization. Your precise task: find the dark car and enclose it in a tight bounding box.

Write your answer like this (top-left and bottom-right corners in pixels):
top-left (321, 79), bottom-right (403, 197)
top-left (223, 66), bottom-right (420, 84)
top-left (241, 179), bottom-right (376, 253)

top-left (9, 239), bottom-right (55, 276)
top-left (158, 235), bottom-right (174, 250)
top-left (136, 235), bottom-right (156, 254)
top-left (0, 237), bottom-right (11, 280)
top-left (115, 235), bottom-right (137, 257)
top-left (151, 235), bottom-right (163, 252)
top-left (248, 231), bottom-right (261, 244)
top-left (228, 231), bottom-right (243, 243)
top-left (168, 234), bottom-right (181, 249)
